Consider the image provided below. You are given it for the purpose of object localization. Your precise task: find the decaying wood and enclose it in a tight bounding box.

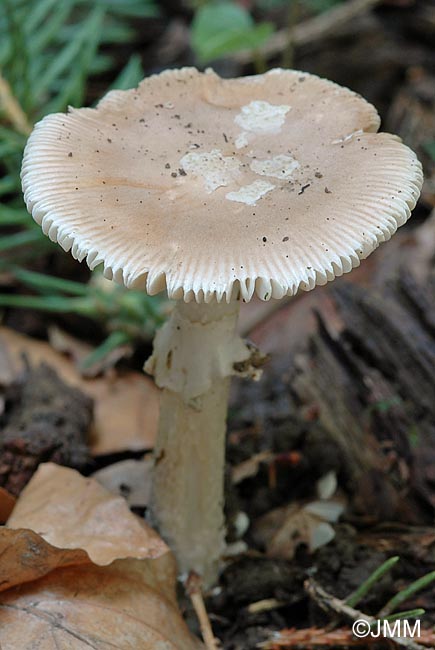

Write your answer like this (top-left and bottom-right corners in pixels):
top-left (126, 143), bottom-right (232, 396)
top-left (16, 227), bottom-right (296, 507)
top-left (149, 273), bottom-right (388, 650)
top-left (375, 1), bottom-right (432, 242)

top-left (387, 69), bottom-right (435, 204)
top-left (0, 364), bottom-right (92, 495)
top-left (290, 261), bottom-right (435, 523)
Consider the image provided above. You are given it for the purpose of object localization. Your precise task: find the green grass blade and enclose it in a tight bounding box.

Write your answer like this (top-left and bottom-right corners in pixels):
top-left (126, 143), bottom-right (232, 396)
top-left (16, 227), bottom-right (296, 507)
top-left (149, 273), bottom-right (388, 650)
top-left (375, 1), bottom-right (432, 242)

top-left (0, 229), bottom-right (46, 252)
top-left (42, 7), bottom-right (104, 113)
top-left (59, 18), bottom-right (134, 45)
top-left (379, 571), bottom-right (435, 617)
top-left (12, 268), bottom-right (90, 296)
top-left (80, 330), bottom-right (131, 370)
top-left (77, 0), bottom-right (158, 18)
top-left (87, 54), bottom-right (114, 75)
top-left (345, 557), bottom-right (400, 609)
top-left (0, 126), bottom-right (27, 146)
top-left (0, 175), bottom-right (23, 197)
top-left (0, 141), bottom-right (23, 157)
top-left (37, 38), bottom-right (84, 97)
top-left (423, 141), bottom-right (435, 161)
top-left (110, 54), bottom-right (143, 90)
top-left (383, 609), bottom-right (425, 622)
top-left (35, 7), bottom-right (103, 102)
top-left (3, 0), bottom-right (29, 102)
top-left (25, 0), bottom-right (64, 37)
top-left (0, 206), bottom-right (31, 225)
top-left (0, 293), bottom-right (93, 314)
top-left (29, 0), bottom-right (73, 56)
top-left (71, 7), bottom-right (105, 106)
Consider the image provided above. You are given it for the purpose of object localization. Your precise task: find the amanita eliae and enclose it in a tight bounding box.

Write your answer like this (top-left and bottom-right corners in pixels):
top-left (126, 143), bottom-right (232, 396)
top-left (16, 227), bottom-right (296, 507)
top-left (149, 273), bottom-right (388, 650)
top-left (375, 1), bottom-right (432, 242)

top-left (21, 68), bottom-right (423, 586)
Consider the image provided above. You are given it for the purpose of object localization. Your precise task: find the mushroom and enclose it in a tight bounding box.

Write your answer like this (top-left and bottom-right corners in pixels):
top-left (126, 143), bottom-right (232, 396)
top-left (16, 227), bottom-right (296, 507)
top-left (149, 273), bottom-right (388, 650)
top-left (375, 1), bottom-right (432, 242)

top-left (21, 67), bottom-right (423, 586)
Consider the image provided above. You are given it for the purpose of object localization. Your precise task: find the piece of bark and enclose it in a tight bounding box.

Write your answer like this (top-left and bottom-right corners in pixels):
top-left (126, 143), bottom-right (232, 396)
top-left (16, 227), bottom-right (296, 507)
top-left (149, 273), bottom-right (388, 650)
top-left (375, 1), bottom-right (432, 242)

top-left (386, 68), bottom-right (435, 207)
top-left (0, 364), bottom-right (92, 496)
top-left (290, 264), bottom-right (435, 524)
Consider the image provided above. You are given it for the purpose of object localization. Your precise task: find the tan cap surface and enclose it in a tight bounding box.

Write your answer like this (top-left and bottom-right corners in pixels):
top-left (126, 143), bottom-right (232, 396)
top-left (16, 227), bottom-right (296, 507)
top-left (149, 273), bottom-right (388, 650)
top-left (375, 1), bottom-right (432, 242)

top-left (22, 68), bottom-right (423, 302)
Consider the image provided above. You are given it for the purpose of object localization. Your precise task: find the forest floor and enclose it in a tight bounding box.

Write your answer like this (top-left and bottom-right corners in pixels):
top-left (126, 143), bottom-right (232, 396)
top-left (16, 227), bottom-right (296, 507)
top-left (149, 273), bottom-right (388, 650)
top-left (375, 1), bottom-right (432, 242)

top-left (1, 1), bottom-right (435, 649)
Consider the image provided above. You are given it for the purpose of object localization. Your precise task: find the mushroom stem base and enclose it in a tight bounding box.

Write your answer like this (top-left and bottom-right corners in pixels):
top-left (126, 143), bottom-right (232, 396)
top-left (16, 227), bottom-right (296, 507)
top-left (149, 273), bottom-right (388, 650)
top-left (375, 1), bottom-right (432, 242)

top-left (147, 297), bottom-right (247, 587)
top-left (152, 379), bottom-right (229, 586)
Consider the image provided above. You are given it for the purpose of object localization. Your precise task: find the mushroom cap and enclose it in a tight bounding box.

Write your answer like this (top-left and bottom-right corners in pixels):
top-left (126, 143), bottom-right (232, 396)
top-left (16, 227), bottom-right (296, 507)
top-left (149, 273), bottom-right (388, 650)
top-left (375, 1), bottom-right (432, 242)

top-left (22, 67), bottom-right (423, 303)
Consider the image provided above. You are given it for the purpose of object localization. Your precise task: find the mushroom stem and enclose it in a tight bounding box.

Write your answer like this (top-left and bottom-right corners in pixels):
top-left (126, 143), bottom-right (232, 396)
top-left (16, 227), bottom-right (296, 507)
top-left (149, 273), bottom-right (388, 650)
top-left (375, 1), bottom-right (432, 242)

top-left (146, 296), bottom-right (249, 586)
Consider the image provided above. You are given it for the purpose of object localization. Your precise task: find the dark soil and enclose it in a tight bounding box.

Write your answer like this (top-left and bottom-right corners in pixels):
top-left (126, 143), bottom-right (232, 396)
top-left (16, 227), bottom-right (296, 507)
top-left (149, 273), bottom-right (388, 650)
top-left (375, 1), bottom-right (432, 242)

top-left (0, 364), bottom-right (92, 496)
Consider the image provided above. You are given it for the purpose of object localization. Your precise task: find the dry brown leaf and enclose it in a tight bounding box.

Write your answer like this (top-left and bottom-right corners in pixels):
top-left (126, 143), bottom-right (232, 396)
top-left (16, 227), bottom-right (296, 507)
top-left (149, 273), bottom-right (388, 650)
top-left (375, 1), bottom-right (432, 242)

top-left (0, 559), bottom-right (202, 649)
top-left (231, 451), bottom-right (275, 485)
top-left (92, 457), bottom-right (152, 509)
top-left (0, 327), bottom-right (159, 454)
top-left (48, 325), bottom-right (134, 377)
top-left (0, 487), bottom-right (16, 524)
top-left (89, 373), bottom-right (159, 455)
top-left (253, 500), bottom-right (344, 560)
top-left (0, 528), bottom-right (90, 592)
top-left (7, 463), bottom-right (165, 565)
top-left (48, 325), bottom-right (94, 365)
top-left (0, 463), bottom-right (201, 649)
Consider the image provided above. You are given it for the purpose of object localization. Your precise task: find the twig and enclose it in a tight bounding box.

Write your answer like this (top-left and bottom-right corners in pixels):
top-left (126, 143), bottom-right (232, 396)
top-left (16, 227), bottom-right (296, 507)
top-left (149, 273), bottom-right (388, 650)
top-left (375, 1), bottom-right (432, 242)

top-left (260, 626), bottom-right (368, 648)
top-left (234, 0), bottom-right (383, 65)
top-left (305, 578), bottom-right (428, 650)
top-left (231, 450), bottom-right (275, 485)
top-left (247, 598), bottom-right (286, 614)
top-left (0, 71), bottom-right (32, 135)
top-left (185, 571), bottom-right (219, 650)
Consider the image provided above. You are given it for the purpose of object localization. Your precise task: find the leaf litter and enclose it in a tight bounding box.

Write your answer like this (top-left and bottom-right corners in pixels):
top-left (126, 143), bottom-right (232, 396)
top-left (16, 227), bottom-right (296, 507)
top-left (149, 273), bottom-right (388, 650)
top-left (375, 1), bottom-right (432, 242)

top-left (0, 326), bottom-right (159, 455)
top-left (0, 463), bottom-right (201, 649)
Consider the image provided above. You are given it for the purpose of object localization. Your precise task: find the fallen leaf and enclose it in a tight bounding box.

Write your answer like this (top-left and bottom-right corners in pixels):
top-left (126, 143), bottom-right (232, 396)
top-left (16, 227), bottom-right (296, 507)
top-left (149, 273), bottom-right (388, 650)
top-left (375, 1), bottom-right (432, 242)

top-left (0, 528), bottom-right (89, 592)
top-left (0, 560), bottom-right (202, 649)
top-left (48, 325), bottom-right (134, 377)
top-left (231, 451), bottom-right (275, 485)
top-left (253, 499), bottom-right (344, 560)
top-left (0, 487), bottom-right (15, 524)
top-left (7, 463), bottom-right (164, 565)
top-left (47, 325), bottom-right (94, 365)
top-left (89, 373), bottom-right (159, 455)
top-left (92, 456), bottom-right (152, 509)
top-left (316, 470), bottom-right (337, 500)
top-left (0, 463), bottom-right (201, 649)
top-left (0, 327), bottom-right (159, 454)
